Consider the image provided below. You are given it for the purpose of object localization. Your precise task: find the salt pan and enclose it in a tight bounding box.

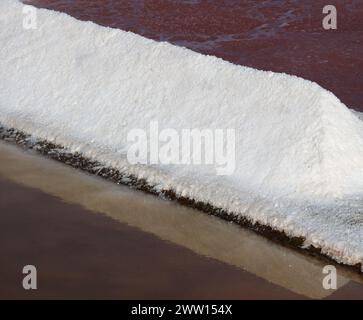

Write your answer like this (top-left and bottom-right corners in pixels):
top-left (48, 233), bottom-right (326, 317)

top-left (1, 0), bottom-right (363, 268)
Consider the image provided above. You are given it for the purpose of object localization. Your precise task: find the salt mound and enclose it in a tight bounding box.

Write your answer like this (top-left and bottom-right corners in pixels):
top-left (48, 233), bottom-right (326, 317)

top-left (1, 0), bottom-right (363, 268)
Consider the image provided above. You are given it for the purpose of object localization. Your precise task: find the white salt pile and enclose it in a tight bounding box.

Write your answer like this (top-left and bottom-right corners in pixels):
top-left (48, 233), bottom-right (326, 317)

top-left (1, 0), bottom-right (363, 268)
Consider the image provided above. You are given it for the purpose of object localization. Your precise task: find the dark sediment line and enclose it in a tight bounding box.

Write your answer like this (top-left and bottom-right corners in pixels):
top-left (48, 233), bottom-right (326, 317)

top-left (0, 124), bottom-right (362, 274)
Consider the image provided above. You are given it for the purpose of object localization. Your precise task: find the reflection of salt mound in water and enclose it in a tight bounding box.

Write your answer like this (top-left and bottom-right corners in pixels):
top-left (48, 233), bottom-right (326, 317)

top-left (1, 0), bottom-right (363, 268)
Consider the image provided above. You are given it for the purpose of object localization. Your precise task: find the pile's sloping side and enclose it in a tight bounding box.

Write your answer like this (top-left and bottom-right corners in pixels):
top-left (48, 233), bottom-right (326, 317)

top-left (1, 0), bottom-right (363, 268)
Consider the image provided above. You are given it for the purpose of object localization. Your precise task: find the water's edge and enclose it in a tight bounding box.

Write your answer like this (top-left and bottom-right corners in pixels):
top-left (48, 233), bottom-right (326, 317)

top-left (0, 123), bottom-right (361, 274)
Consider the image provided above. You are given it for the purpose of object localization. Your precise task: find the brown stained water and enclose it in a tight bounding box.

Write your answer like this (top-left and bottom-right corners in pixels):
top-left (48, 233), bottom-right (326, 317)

top-left (0, 142), bottom-right (303, 299)
top-left (0, 177), bottom-right (301, 300)
top-left (2, 1), bottom-right (363, 299)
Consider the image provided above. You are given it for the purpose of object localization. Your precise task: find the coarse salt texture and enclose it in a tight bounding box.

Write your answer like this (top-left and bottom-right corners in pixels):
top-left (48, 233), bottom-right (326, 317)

top-left (1, 0), bottom-right (363, 268)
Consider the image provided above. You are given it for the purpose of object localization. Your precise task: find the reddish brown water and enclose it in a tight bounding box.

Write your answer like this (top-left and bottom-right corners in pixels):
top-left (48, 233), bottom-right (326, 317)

top-left (0, 175), bottom-right (304, 300)
top-left (25, 0), bottom-right (363, 110)
top-left (1, 173), bottom-right (363, 300)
